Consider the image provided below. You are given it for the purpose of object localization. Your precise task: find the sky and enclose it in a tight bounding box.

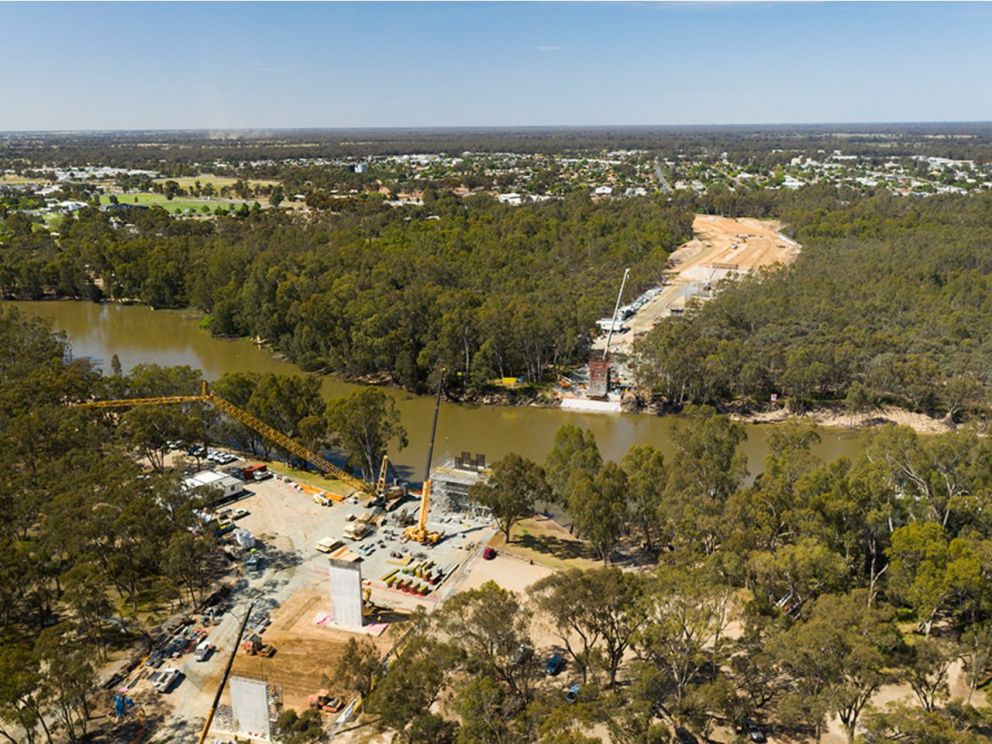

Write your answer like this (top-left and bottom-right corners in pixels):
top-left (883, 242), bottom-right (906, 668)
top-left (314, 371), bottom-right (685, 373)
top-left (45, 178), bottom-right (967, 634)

top-left (2, 1), bottom-right (991, 130)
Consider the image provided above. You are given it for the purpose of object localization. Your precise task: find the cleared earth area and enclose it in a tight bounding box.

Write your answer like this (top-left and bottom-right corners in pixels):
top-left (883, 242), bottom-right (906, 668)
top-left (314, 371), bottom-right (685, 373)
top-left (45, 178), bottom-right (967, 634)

top-left (597, 214), bottom-right (801, 356)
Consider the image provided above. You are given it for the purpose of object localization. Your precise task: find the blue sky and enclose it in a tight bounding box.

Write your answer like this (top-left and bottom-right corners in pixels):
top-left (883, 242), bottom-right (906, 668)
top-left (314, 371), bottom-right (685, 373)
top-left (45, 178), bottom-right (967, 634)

top-left (2, 2), bottom-right (991, 130)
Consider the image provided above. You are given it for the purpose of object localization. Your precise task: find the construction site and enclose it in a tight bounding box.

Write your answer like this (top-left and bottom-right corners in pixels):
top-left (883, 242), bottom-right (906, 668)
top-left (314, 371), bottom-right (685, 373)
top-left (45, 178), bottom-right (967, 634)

top-left (80, 379), bottom-right (502, 743)
top-left (561, 215), bottom-right (801, 410)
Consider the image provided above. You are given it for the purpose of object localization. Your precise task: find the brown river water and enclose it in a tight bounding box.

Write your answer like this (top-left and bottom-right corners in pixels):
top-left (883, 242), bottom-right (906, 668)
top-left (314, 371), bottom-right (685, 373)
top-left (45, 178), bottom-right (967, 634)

top-left (10, 301), bottom-right (863, 481)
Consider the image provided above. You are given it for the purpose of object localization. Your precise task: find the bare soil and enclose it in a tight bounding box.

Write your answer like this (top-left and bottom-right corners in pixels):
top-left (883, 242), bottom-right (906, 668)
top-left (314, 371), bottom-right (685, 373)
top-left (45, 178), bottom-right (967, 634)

top-left (605, 214), bottom-right (800, 355)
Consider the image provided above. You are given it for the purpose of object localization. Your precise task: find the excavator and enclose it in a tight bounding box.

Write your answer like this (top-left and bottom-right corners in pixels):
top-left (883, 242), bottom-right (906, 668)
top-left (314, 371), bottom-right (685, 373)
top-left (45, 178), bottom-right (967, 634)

top-left (403, 372), bottom-right (445, 546)
top-left (74, 380), bottom-right (375, 497)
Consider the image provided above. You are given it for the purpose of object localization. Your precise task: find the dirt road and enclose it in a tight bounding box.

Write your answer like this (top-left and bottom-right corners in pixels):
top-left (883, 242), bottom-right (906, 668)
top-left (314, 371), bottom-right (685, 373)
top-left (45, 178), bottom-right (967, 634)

top-left (595, 214), bottom-right (800, 356)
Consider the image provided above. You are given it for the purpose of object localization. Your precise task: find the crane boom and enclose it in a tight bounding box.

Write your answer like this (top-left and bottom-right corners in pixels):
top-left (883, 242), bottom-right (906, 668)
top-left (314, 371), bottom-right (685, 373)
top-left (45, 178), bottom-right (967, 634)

top-left (603, 267), bottom-right (630, 360)
top-left (403, 371), bottom-right (445, 545)
top-left (74, 382), bottom-right (373, 496)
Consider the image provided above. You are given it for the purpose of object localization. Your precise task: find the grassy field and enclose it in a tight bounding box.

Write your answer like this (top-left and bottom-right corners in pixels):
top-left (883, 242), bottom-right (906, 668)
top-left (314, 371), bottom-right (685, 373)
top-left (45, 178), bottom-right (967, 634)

top-left (99, 193), bottom-right (253, 214)
top-left (152, 175), bottom-right (280, 190)
top-left (266, 461), bottom-right (360, 500)
top-left (0, 173), bottom-right (49, 185)
top-left (492, 517), bottom-right (599, 571)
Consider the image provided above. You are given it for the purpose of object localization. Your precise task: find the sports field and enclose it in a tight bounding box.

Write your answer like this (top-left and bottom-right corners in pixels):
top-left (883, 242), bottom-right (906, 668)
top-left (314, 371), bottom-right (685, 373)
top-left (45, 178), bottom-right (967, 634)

top-left (99, 193), bottom-right (252, 214)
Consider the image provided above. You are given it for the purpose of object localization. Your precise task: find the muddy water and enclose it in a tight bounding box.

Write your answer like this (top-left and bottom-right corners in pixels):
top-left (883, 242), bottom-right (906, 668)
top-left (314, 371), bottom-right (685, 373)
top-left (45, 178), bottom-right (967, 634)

top-left (10, 301), bottom-right (863, 480)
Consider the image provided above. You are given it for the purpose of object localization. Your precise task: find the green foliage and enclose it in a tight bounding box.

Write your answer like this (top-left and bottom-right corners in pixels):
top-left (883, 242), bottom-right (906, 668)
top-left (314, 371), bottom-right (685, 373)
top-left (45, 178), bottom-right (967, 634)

top-left (544, 425), bottom-right (602, 504)
top-left (637, 190), bottom-right (992, 420)
top-left (325, 387), bottom-right (407, 480)
top-left (0, 195), bottom-right (692, 391)
top-left (469, 453), bottom-right (550, 541)
top-left (0, 309), bottom-right (219, 742)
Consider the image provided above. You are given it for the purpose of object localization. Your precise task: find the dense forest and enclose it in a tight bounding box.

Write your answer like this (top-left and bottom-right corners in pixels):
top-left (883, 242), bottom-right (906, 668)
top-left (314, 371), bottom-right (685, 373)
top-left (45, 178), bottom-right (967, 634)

top-left (637, 188), bottom-right (992, 421)
top-left (0, 194), bottom-right (693, 391)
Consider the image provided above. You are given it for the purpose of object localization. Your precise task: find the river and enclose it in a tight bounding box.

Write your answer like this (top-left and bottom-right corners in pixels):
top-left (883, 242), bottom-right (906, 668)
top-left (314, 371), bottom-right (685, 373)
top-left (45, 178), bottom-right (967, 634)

top-left (10, 301), bottom-right (863, 480)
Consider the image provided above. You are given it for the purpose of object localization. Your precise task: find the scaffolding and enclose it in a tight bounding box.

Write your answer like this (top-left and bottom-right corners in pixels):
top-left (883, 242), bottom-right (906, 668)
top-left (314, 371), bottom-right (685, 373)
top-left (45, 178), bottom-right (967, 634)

top-left (430, 452), bottom-right (491, 518)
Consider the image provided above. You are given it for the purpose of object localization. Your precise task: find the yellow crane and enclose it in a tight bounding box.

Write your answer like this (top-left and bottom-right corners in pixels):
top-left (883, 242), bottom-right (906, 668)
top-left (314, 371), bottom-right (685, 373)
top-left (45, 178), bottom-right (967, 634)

top-left (75, 381), bottom-right (375, 497)
top-left (402, 371), bottom-right (444, 545)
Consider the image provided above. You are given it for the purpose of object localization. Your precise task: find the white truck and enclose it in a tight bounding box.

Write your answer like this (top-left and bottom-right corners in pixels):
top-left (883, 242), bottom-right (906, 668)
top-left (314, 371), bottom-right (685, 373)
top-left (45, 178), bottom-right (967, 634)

top-left (150, 667), bottom-right (181, 693)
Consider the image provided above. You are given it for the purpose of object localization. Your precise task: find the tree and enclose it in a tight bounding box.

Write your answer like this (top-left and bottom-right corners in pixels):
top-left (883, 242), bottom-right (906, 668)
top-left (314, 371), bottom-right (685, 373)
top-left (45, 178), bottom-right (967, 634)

top-left (273, 709), bottom-right (326, 744)
top-left (903, 637), bottom-right (955, 712)
top-left (886, 523), bottom-right (982, 636)
top-left (164, 531), bottom-right (214, 606)
top-left (634, 565), bottom-right (730, 713)
top-left (620, 445), bottom-right (666, 552)
top-left (531, 568), bottom-right (646, 687)
top-left (325, 388), bottom-right (408, 481)
top-left (544, 425), bottom-right (602, 503)
top-left (0, 645), bottom-right (48, 744)
top-left (35, 628), bottom-right (96, 744)
top-left (860, 702), bottom-right (988, 744)
top-left (367, 635), bottom-right (458, 739)
top-left (769, 591), bottom-right (900, 743)
top-left (116, 363), bottom-right (203, 469)
top-left (567, 462), bottom-right (627, 565)
top-left (434, 581), bottom-right (533, 700)
top-left (334, 637), bottom-right (380, 700)
top-left (469, 453), bottom-right (549, 542)
top-left (960, 620), bottom-right (992, 703)
top-left (661, 406), bottom-right (746, 554)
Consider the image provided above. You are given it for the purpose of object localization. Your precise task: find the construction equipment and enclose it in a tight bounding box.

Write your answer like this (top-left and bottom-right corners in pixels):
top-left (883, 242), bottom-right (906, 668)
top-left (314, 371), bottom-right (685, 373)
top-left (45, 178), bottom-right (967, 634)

top-left (376, 455), bottom-right (405, 502)
top-left (75, 381), bottom-right (374, 497)
top-left (602, 267), bottom-right (630, 360)
top-left (241, 633), bottom-right (275, 657)
top-left (403, 371), bottom-right (445, 546)
top-left (307, 689), bottom-right (344, 714)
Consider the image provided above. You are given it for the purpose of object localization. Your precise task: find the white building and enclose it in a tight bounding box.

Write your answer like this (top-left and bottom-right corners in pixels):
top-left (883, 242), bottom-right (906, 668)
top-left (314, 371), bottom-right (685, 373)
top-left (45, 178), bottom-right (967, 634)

top-left (354, 162), bottom-right (368, 174)
top-left (497, 192), bottom-right (523, 205)
top-left (183, 469), bottom-right (244, 503)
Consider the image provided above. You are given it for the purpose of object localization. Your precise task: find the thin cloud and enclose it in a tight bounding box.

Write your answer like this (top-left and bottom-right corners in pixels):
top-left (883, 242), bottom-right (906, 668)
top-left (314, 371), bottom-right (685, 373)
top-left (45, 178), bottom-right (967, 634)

top-left (536, 45), bottom-right (562, 52)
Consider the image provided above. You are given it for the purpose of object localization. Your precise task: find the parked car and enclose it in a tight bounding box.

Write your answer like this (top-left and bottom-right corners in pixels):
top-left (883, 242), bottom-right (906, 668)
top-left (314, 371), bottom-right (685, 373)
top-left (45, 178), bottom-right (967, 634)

top-left (149, 668), bottom-right (182, 693)
top-left (565, 682), bottom-right (581, 703)
top-left (231, 508), bottom-right (250, 520)
top-left (545, 653), bottom-right (565, 676)
top-left (739, 719), bottom-right (767, 743)
top-left (193, 640), bottom-right (214, 662)
top-left (482, 547), bottom-right (497, 560)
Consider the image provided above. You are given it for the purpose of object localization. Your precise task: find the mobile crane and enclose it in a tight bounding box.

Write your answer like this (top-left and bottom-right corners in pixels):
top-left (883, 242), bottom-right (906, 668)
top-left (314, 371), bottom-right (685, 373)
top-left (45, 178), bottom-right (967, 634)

top-left (402, 371), bottom-right (445, 545)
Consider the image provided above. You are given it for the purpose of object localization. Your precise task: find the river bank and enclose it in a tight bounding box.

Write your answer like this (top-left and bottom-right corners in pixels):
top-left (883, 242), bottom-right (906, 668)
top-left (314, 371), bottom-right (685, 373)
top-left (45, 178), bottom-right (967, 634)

top-left (9, 298), bottom-right (953, 437)
top-left (729, 404), bottom-right (956, 435)
top-left (8, 299), bottom-right (867, 476)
